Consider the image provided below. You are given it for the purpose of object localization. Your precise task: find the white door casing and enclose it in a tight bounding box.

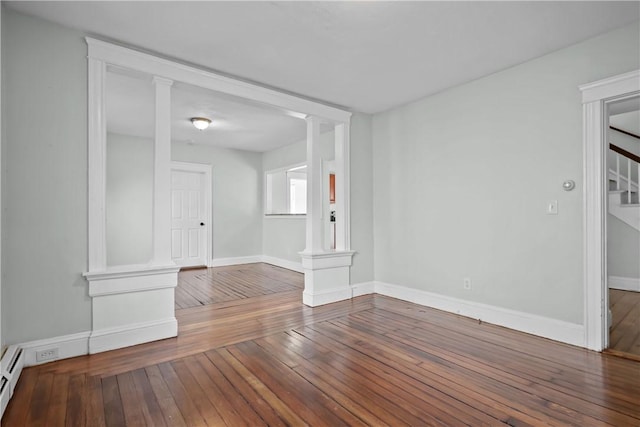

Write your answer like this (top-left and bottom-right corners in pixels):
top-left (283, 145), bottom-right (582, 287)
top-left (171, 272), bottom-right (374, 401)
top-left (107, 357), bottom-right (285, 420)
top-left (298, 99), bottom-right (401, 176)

top-left (171, 162), bottom-right (212, 268)
top-left (580, 69), bottom-right (640, 351)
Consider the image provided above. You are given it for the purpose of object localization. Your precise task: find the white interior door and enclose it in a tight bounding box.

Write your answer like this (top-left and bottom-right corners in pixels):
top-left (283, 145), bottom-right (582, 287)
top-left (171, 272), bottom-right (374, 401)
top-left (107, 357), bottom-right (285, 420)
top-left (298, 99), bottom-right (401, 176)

top-left (171, 167), bottom-right (208, 267)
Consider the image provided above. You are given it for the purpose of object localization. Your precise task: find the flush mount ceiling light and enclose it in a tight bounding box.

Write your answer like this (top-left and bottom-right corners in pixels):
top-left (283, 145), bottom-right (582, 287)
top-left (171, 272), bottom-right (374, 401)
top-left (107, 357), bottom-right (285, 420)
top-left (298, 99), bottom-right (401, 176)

top-left (190, 117), bottom-right (212, 130)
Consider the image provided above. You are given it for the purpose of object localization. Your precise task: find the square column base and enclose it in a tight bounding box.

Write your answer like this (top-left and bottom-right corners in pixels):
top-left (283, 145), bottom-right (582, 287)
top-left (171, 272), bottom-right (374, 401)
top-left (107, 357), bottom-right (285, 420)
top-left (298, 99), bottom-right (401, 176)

top-left (300, 251), bottom-right (355, 307)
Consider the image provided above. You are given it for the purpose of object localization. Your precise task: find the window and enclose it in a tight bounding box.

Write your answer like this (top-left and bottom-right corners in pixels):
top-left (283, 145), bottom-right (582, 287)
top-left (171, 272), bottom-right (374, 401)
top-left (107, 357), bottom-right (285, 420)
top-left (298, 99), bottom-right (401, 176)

top-left (265, 164), bottom-right (307, 215)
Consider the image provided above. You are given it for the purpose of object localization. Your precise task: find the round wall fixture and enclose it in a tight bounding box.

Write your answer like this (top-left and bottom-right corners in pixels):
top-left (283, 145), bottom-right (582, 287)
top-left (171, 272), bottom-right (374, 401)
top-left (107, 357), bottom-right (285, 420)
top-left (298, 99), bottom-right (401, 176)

top-left (562, 180), bottom-right (575, 191)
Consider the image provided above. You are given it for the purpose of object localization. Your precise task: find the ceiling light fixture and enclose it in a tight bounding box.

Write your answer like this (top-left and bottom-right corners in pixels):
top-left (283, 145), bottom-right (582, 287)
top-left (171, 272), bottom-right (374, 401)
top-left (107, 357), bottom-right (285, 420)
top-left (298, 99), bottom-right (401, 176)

top-left (191, 117), bottom-right (212, 130)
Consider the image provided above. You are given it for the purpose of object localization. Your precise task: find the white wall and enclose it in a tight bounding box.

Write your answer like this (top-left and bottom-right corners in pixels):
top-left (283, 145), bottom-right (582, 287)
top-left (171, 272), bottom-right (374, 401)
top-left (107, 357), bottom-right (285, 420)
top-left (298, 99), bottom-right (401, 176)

top-left (106, 133), bottom-right (153, 266)
top-left (262, 131), bottom-right (334, 264)
top-left (349, 113), bottom-right (375, 284)
top-left (372, 22), bottom-right (640, 325)
top-left (608, 214), bottom-right (640, 280)
top-left (2, 9), bottom-right (91, 344)
top-left (172, 142), bottom-right (263, 260)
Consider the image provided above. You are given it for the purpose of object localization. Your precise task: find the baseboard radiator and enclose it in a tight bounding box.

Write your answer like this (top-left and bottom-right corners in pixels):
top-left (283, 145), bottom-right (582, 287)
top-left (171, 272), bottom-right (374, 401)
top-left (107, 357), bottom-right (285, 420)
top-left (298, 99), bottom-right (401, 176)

top-left (0, 345), bottom-right (25, 419)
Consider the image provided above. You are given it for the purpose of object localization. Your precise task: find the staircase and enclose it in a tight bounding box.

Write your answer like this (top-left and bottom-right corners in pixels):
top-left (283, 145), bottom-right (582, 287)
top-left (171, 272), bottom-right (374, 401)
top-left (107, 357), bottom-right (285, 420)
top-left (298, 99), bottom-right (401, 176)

top-left (609, 143), bottom-right (640, 232)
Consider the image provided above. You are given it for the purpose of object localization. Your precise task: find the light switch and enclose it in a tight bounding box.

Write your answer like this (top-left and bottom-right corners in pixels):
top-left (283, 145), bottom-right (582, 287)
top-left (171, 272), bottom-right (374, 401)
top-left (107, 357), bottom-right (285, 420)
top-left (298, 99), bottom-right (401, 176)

top-left (547, 200), bottom-right (558, 215)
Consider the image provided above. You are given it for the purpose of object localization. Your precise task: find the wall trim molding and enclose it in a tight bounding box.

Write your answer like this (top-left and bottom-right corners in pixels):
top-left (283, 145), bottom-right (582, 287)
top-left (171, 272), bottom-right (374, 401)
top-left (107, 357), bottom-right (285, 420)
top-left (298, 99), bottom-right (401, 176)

top-left (86, 37), bottom-right (351, 124)
top-left (85, 265), bottom-right (180, 297)
top-left (261, 256), bottom-right (304, 273)
top-left (609, 276), bottom-right (640, 292)
top-left (210, 255), bottom-right (263, 268)
top-left (89, 317), bottom-right (177, 354)
top-left (373, 281), bottom-right (585, 348)
top-left (303, 286), bottom-right (352, 307)
top-left (19, 331), bottom-right (91, 367)
top-left (351, 281), bottom-right (376, 297)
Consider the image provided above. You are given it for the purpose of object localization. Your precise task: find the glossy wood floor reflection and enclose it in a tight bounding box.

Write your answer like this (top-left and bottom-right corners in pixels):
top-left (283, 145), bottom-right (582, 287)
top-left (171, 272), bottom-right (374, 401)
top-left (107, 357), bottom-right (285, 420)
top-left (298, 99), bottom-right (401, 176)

top-left (3, 266), bottom-right (640, 426)
top-left (609, 289), bottom-right (640, 358)
top-left (175, 263), bottom-right (303, 309)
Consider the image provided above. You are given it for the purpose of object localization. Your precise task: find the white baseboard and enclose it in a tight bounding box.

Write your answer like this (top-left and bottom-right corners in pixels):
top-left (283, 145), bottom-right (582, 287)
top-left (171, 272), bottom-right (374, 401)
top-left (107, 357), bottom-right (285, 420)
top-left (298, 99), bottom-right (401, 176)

top-left (303, 286), bottom-right (352, 307)
top-left (609, 276), bottom-right (640, 292)
top-left (261, 255), bottom-right (304, 273)
top-left (20, 331), bottom-right (90, 367)
top-left (210, 255), bottom-right (263, 268)
top-left (89, 317), bottom-right (177, 354)
top-left (374, 281), bottom-right (585, 348)
top-left (352, 281), bottom-right (376, 297)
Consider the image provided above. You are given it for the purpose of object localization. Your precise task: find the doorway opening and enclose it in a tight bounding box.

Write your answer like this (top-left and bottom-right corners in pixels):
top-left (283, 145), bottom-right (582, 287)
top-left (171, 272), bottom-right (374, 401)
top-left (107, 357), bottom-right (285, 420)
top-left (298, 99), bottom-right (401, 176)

top-left (606, 95), bottom-right (640, 359)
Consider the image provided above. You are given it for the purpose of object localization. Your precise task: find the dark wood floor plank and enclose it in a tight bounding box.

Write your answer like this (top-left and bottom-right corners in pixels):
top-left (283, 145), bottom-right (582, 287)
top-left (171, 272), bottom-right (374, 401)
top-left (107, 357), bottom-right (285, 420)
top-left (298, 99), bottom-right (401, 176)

top-left (101, 375), bottom-right (126, 427)
top-left (130, 368), bottom-right (168, 427)
top-left (46, 373), bottom-right (69, 425)
top-left (25, 372), bottom-right (54, 426)
top-left (1, 367), bottom-right (39, 425)
top-left (144, 365), bottom-right (187, 427)
top-left (116, 371), bottom-right (147, 427)
top-left (194, 351), bottom-right (266, 426)
top-left (84, 375), bottom-right (106, 427)
top-left (5, 265), bottom-right (640, 427)
top-left (65, 374), bottom-right (87, 427)
top-left (351, 309), bottom-right (640, 413)
top-left (227, 341), bottom-right (366, 426)
top-left (341, 311), bottom-right (639, 424)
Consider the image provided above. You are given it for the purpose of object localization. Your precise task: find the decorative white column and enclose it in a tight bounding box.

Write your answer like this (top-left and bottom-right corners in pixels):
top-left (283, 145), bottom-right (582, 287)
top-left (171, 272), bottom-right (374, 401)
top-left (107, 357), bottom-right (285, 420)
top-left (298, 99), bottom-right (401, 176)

top-left (87, 57), bottom-right (107, 272)
top-left (300, 116), bottom-right (354, 307)
top-left (304, 116), bottom-right (324, 253)
top-left (152, 76), bottom-right (174, 266)
top-left (334, 122), bottom-right (350, 251)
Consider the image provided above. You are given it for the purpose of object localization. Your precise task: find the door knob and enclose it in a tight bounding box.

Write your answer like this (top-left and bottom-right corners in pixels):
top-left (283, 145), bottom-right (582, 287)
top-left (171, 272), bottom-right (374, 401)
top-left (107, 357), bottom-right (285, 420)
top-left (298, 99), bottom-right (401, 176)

top-left (200, 222), bottom-right (205, 226)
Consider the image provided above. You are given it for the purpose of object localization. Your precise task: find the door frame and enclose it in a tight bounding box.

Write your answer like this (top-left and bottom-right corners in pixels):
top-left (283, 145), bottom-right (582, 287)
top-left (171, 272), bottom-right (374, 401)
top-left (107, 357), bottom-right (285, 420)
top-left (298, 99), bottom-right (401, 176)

top-left (580, 69), bottom-right (640, 351)
top-left (171, 161), bottom-right (213, 267)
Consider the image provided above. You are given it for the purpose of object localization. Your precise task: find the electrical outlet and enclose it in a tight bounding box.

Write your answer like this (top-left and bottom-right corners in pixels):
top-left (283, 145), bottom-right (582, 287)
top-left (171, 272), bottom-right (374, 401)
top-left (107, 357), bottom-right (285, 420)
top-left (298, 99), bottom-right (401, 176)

top-left (463, 278), bottom-right (472, 290)
top-left (36, 348), bottom-right (59, 363)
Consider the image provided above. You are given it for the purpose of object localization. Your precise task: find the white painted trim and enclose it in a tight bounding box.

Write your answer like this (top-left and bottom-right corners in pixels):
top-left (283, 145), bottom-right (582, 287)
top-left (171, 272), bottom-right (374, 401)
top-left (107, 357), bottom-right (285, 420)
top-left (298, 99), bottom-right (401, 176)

top-left (302, 286), bottom-right (352, 307)
top-left (581, 70), bottom-right (640, 351)
top-left (261, 256), bottom-right (304, 273)
top-left (0, 345), bottom-right (24, 419)
top-left (374, 282), bottom-right (585, 348)
top-left (300, 250), bottom-right (355, 270)
top-left (87, 269), bottom-right (179, 297)
top-left (86, 37), bottom-right (351, 124)
top-left (580, 70), bottom-right (640, 104)
top-left (210, 255), bottom-right (263, 267)
top-left (89, 317), bottom-right (177, 354)
top-left (87, 56), bottom-right (108, 271)
top-left (264, 215), bottom-right (307, 219)
top-left (609, 276), bottom-right (640, 292)
top-left (84, 264), bottom-right (180, 281)
top-left (19, 331), bottom-right (90, 367)
top-left (152, 77), bottom-right (174, 266)
top-left (171, 161), bottom-right (213, 267)
top-left (351, 281), bottom-right (376, 297)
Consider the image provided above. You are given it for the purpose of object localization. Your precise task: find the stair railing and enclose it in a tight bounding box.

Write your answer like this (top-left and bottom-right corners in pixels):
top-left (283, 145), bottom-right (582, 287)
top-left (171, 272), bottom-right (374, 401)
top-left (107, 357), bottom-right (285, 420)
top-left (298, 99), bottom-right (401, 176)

top-left (609, 143), bottom-right (640, 204)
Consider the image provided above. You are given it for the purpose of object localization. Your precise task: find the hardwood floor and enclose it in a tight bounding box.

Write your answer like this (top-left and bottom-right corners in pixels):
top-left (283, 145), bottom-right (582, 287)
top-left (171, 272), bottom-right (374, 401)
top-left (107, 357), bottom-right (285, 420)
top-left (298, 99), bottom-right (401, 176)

top-left (609, 289), bottom-right (640, 358)
top-left (3, 264), bottom-right (640, 426)
top-left (175, 263), bottom-right (303, 309)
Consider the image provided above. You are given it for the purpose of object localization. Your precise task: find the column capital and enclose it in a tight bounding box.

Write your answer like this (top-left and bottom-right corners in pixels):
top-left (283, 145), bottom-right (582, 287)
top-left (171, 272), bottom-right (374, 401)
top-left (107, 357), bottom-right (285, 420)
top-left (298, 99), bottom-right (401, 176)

top-left (152, 76), bottom-right (174, 87)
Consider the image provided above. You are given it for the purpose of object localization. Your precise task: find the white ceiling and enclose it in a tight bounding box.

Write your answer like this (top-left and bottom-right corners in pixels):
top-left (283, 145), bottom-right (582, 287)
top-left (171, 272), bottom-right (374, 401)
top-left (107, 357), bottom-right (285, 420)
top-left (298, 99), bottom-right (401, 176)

top-left (7, 1), bottom-right (639, 114)
top-left (7, 1), bottom-right (639, 152)
top-left (106, 69), bottom-right (315, 151)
